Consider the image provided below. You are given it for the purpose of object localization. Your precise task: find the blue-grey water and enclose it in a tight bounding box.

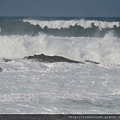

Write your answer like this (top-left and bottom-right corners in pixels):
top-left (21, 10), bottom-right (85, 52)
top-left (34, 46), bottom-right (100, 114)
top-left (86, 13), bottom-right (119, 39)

top-left (0, 17), bottom-right (120, 37)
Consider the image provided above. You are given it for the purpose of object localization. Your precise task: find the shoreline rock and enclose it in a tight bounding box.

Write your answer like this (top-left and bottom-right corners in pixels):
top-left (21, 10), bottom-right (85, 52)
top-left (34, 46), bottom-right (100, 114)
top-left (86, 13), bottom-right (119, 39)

top-left (24, 54), bottom-right (84, 64)
top-left (0, 67), bottom-right (3, 72)
top-left (3, 58), bottom-right (12, 62)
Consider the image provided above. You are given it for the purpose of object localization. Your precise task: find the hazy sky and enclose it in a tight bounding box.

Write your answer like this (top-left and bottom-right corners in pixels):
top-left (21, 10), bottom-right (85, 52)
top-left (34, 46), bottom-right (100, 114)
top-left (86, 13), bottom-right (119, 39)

top-left (0, 0), bottom-right (120, 17)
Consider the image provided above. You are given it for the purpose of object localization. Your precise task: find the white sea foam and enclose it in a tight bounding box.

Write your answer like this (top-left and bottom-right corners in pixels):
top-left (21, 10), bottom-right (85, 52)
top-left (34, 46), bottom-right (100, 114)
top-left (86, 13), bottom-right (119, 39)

top-left (0, 32), bottom-right (120, 64)
top-left (0, 57), bottom-right (120, 113)
top-left (23, 19), bottom-right (120, 30)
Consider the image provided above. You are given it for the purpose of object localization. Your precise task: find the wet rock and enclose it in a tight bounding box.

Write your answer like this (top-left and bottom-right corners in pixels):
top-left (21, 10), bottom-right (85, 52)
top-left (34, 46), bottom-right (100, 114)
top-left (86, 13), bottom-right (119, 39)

top-left (85, 60), bottom-right (100, 64)
top-left (24, 54), bottom-right (83, 63)
top-left (0, 67), bottom-right (3, 72)
top-left (3, 58), bottom-right (12, 62)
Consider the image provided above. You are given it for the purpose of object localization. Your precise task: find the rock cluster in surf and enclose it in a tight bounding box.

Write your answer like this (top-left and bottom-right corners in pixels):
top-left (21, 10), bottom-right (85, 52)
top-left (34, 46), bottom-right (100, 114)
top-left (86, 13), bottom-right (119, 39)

top-left (24, 54), bottom-right (82, 63)
top-left (24, 54), bottom-right (101, 64)
top-left (3, 58), bottom-right (12, 62)
top-left (0, 67), bottom-right (3, 72)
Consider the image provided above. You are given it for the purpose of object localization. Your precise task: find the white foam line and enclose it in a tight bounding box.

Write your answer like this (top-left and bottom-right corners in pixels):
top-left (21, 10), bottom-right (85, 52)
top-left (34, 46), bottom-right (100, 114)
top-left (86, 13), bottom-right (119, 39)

top-left (23, 19), bottom-right (120, 30)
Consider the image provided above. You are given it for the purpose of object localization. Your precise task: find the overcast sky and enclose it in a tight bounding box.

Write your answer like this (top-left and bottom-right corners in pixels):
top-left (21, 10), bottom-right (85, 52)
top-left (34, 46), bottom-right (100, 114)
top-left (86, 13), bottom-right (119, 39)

top-left (0, 0), bottom-right (120, 17)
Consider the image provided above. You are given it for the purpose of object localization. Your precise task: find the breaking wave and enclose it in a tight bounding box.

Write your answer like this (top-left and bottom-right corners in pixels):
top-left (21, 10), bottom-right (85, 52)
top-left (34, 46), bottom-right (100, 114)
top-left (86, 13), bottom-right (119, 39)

top-left (0, 18), bottom-right (120, 37)
top-left (0, 32), bottom-right (120, 64)
top-left (23, 19), bottom-right (120, 30)
top-left (0, 17), bottom-right (120, 64)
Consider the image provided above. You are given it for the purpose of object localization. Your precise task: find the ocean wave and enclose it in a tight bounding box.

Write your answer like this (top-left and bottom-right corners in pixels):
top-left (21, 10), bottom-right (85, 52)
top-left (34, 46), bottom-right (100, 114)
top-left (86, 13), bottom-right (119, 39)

top-left (23, 19), bottom-right (120, 30)
top-left (0, 18), bottom-right (120, 37)
top-left (0, 24), bottom-right (115, 37)
top-left (0, 32), bottom-right (120, 64)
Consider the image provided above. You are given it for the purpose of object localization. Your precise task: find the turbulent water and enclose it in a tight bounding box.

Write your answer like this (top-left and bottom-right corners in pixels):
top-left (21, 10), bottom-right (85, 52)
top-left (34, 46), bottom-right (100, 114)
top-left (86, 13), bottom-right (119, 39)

top-left (0, 17), bottom-right (120, 37)
top-left (0, 17), bottom-right (120, 64)
top-left (0, 17), bottom-right (120, 113)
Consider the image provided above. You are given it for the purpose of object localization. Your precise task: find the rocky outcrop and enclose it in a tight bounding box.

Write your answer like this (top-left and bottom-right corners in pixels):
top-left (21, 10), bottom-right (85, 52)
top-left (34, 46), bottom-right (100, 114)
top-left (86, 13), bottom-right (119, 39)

top-left (3, 58), bottom-right (12, 62)
top-left (24, 54), bottom-right (101, 65)
top-left (0, 67), bottom-right (3, 72)
top-left (24, 54), bottom-right (84, 63)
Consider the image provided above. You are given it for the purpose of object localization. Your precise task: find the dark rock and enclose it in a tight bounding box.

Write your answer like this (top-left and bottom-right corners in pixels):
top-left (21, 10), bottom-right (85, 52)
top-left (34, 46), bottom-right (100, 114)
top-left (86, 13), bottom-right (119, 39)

top-left (3, 58), bottom-right (12, 62)
top-left (0, 67), bottom-right (3, 72)
top-left (85, 60), bottom-right (100, 64)
top-left (24, 54), bottom-right (84, 63)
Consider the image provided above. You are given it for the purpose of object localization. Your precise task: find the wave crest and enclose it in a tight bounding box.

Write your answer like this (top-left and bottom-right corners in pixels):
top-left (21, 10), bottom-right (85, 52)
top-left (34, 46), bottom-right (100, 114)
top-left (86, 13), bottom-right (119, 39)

top-left (23, 19), bottom-right (120, 30)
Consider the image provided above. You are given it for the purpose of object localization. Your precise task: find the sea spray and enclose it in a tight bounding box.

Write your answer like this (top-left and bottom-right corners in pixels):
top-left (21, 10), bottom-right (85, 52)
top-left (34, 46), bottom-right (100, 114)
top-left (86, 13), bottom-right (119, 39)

top-left (0, 33), bottom-right (120, 64)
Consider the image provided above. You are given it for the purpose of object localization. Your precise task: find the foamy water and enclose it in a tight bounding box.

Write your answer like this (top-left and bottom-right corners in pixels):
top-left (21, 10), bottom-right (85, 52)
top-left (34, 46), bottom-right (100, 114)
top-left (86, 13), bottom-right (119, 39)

top-left (0, 32), bottom-right (120, 64)
top-left (0, 17), bottom-right (120, 114)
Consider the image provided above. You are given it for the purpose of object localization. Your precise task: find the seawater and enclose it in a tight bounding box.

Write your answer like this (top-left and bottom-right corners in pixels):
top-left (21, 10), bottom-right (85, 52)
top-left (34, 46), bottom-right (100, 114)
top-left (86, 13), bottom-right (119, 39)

top-left (0, 17), bottom-right (120, 64)
top-left (0, 17), bottom-right (120, 114)
top-left (0, 17), bottom-right (120, 37)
